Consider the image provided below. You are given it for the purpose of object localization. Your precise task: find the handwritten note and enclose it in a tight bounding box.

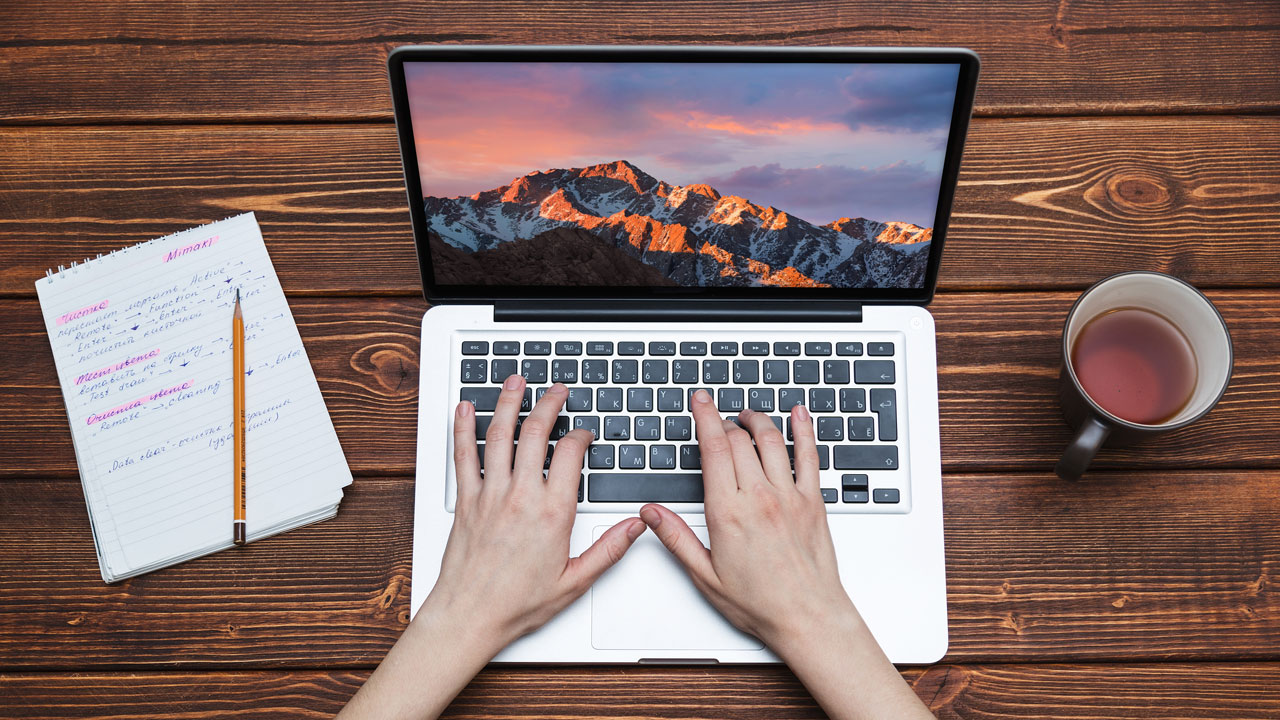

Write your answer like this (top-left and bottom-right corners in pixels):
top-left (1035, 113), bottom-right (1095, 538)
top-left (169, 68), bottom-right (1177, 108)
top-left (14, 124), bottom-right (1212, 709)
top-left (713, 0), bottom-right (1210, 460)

top-left (36, 213), bottom-right (353, 582)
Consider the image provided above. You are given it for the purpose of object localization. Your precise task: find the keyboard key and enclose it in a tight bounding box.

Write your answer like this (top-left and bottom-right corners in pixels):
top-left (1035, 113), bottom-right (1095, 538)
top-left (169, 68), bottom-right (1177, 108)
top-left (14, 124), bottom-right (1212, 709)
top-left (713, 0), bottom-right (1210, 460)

top-left (821, 488), bottom-right (838, 503)
top-left (650, 445), bottom-right (677, 470)
top-left (794, 360), bottom-right (820, 384)
top-left (521, 359), bottom-right (548, 383)
top-left (769, 416), bottom-right (783, 432)
top-left (732, 360), bottom-right (759, 384)
top-left (459, 387), bottom-right (501, 412)
top-left (555, 341), bottom-right (583, 356)
top-left (842, 474), bottom-right (869, 490)
top-left (817, 417), bottom-right (844, 441)
top-left (743, 341), bottom-right (770, 356)
top-left (823, 360), bottom-right (850, 384)
top-left (566, 387), bottom-right (592, 412)
top-left (871, 388), bottom-right (898, 441)
top-left (836, 342), bottom-right (863, 356)
top-left (627, 387), bottom-right (654, 412)
top-left (613, 359), bottom-right (639, 384)
top-left (703, 360), bottom-right (729, 384)
top-left (718, 388), bottom-right (745, 412)
top-left (848, 416), bottom-right (875, 441)
top-left (460, 359), bottom-right (487, 383)
top-left (840, 388), bottom-right (866, 413)
top-left (778, 388), bottom-right (806, 411)
top-left (618, 445), bottom-right (646, 469)
top-left (747, 387), bottom-right (775, 412)
top-left (873, 488), bottom-right (901, 503)
top-left (679, 445), bottom-right (701, 469)
top-left (549, 416), bottom-right (571, 440)
top-left (833, 445), bottom-right (899, 470)
top-left (642, 359), bottom-right (669, 384)
top-left (581, 359), bottom-right (609, 384)
top-left (524, 341), bottom-right (551, 355)
top-left (762, 360), bottom-right (789, 384)
top-left (597, 388), bottom-right (623, 412)
top-left (618, 341), bottom-right (645, 356)
top-left (586, 341), bottom-right (613, 356)
top-left (490, 359), bottom-right (518, 383)
top-left (657, 387), bottom-right (684, 412)
top-left (854, 360), bottom-right (896, 384)
top-left (649, 341), bottom-right (676, 356)
top-left (579, 475), bottom-right (584, 503)
top-left (843, 490), bottom-right (869, 503)
top-left (520, 392), bottom-right (532, 412)
top-left (665, 416), bottom-right (692, 440)
top-left (809, 388), bottom-right (836, 413)
top-left (551, 359), bottom-right (578, 383)
top-left (587, 473), bottom-right (703, 502)
top-left (804, 341), bottom-right (832, 356)
top-left (785, 444), bottom-right (830, 470)
top-left (588, 445), bottom-right (615, 469)
top-left (687, 387), bottom-right (712, 407)
top-left (868, 342), bottom-right (895, 356)
top-left (672, 359), bottom-right (699, 384)
top-left (493, 341), bottom-right (520, 355)
top-left (634, 416), bottom-right (661, 440)
top-left (543, 444), bottom-right (554, 470)
top-left (773, 341), bottom-right (800, 356)
top-left (461, 340), bottom-right (488, 355)
top-left (679, 341), bottom-right (707, 356)
top-left (711, 341), bottom-right (738, 356)
top-left (572, 416), bottom-right (600, 440)
top-left (604, 416), bottom-right (631, 440)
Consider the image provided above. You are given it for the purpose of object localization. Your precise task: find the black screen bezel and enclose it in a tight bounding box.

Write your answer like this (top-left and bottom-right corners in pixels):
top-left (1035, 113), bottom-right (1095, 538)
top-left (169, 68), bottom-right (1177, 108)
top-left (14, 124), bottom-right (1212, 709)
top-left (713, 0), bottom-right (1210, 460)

top-left (387, 45), bottom-right (979, 306)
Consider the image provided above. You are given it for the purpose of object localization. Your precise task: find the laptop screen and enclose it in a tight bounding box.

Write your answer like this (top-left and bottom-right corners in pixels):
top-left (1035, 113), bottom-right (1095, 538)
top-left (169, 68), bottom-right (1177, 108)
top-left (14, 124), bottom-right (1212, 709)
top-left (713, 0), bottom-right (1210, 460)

top-left (394, 50), bottom-right (976, 300)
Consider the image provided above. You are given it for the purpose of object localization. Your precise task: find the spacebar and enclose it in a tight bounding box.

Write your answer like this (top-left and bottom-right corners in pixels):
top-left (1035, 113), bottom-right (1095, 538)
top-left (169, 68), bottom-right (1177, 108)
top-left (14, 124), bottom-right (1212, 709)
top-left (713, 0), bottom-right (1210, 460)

top-left (587, 473), bottom-right (705, 503)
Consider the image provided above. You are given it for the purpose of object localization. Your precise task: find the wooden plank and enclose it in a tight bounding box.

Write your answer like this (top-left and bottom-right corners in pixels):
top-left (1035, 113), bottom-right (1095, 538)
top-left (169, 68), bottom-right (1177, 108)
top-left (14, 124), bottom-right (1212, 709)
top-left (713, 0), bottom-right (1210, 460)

top-left (3, 664), bottom-right (1280, 719)
top-left (0, 472), bottom-right (1274, 668)
top-left (1, 1), bottom-right (1278, 122)
top-left (3, 290), bottom-right (1278, 478)
top-left (3, 116), bottom-right (1279, 297)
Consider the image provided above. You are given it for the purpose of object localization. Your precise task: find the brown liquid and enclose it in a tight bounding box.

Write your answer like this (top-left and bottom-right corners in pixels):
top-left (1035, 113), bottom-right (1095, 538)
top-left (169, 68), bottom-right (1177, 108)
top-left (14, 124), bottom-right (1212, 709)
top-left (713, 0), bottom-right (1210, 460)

top-left (1071, 307), bottom-right (1197, 425)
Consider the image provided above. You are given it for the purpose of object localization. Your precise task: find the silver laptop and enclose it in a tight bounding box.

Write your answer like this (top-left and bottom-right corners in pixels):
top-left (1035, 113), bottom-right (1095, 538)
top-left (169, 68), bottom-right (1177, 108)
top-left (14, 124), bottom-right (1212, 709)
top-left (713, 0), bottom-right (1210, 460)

top-left (390, 45), bottom-right (978, 663)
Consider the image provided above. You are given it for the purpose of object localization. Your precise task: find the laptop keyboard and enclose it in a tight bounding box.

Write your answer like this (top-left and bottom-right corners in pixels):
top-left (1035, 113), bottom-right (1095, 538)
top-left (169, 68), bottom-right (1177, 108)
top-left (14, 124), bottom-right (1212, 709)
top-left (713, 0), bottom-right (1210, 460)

top-left (453, 333), bottom-right (909, 514)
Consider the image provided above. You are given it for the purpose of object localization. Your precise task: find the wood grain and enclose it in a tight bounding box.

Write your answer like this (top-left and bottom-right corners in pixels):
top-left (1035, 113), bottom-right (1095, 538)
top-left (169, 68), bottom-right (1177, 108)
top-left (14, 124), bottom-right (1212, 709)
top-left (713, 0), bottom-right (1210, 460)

top-left (0, 472), bottom-right (1274, 668)
top-left (1, 1), bottom-right (1278, 123)
top-left (3, 116), bottom-right (1279, 297)
top-left (3, 290), bottom-right (1278, 478)
top-left (3, 664), bottom-right (1280, 719)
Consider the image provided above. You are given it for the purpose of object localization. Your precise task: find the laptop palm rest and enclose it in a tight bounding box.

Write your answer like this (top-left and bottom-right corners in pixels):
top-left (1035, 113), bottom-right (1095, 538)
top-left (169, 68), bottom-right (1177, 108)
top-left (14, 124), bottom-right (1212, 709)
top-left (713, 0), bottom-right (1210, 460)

top-left (589, 525), bottom-right (764, 652)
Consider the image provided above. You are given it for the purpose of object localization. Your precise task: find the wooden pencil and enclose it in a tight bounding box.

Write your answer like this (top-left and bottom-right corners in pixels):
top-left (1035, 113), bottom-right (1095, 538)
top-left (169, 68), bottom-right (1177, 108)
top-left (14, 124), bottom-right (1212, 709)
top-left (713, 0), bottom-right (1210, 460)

top-left (232, 288), bottom-right (247, 546)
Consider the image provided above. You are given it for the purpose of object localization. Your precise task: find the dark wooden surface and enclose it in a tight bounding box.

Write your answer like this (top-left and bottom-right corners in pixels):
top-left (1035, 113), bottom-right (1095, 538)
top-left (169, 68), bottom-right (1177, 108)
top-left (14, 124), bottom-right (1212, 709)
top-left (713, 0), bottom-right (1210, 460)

top-left (1, 1), bottom-right (1277, 718)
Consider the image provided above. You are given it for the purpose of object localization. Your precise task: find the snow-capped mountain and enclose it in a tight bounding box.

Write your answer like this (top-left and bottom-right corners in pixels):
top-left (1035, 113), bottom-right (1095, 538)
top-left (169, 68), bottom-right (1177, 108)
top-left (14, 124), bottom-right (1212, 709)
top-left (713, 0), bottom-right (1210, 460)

top-left (425, 160), bottom-right (931, 288)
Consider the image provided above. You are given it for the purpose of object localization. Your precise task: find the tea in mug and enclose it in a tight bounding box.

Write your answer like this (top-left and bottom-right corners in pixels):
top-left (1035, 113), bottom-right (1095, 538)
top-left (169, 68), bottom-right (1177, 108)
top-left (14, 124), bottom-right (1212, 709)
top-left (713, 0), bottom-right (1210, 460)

top-left (1070, 307), bottom-right (1197, 425)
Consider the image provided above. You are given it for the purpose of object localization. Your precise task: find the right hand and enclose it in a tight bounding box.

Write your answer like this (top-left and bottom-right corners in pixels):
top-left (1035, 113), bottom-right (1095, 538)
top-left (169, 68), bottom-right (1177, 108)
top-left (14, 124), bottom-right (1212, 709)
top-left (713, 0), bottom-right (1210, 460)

top-left (639, 389), bottom-right (857, 650)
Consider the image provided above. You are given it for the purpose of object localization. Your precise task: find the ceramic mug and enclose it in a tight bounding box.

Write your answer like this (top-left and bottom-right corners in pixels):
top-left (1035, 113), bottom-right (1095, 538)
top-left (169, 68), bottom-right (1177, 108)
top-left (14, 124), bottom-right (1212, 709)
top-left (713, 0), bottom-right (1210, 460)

top-left (1055, 272), bottom-right (1233, 481)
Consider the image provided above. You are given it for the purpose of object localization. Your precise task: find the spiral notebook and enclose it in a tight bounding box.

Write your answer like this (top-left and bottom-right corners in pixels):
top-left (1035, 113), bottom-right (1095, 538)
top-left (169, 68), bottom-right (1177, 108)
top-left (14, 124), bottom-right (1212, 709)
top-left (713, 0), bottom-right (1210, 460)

top-left (35, 213), bottom-right (353, 582)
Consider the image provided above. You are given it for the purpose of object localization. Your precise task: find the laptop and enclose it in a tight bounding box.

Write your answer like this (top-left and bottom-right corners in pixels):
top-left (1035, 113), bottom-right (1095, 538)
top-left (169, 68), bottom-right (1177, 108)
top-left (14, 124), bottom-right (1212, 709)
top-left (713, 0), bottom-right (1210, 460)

top-left (389, 45), bottom-right (979, 664)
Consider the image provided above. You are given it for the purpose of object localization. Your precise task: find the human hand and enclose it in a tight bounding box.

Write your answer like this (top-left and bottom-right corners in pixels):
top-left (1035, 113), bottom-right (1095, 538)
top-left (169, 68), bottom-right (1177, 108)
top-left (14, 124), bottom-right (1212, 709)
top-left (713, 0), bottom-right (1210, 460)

top-left (426, 374), bottom-right (646, 651)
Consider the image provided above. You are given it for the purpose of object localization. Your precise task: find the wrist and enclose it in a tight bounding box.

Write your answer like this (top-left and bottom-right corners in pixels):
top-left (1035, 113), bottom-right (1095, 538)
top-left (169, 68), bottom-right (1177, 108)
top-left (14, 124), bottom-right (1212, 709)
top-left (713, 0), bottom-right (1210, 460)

top-left (767, 596), bottom-right (871, 665)
top-left (414, 588), bottom-right (512, 663)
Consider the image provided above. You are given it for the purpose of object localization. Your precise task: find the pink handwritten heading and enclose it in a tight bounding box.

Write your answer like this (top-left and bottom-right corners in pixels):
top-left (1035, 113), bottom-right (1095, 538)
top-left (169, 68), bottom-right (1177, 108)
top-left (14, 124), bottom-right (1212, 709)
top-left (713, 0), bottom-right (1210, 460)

top-left (75, 348), bottom-right (161, 385)
top-left (163, 235), bottom-right (218, 263)
top-left (56, 299), bottom-right (109, 326)
top-left (86, 380), bottom-right (193, 426)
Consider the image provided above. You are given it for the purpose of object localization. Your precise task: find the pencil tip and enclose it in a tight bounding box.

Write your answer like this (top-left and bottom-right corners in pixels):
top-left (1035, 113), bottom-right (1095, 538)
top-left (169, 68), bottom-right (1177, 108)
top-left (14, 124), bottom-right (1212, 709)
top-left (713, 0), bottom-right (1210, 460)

top-left (235, 287), bottom-right (240, 303)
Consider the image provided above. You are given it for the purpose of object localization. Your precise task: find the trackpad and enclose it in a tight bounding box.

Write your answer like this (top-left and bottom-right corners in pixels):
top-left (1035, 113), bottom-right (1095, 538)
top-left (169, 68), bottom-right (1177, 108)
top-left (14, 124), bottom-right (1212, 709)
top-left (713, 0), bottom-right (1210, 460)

top-left (590, 525), bottom-right (763, 651)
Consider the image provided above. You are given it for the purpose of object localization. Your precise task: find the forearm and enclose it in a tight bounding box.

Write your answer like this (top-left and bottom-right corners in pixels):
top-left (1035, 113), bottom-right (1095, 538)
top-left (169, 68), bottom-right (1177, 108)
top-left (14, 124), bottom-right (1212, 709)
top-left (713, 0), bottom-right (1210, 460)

top-left (337, 595), bottom-right (505, 720)
top-left (772, 604), bottom-right (934, 720)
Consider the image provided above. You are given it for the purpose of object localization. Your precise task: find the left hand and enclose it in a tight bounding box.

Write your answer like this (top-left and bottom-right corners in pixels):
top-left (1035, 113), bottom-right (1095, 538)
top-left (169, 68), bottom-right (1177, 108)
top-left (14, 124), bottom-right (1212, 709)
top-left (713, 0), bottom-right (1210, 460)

top-left (424, 375), bottom-right (646, 650)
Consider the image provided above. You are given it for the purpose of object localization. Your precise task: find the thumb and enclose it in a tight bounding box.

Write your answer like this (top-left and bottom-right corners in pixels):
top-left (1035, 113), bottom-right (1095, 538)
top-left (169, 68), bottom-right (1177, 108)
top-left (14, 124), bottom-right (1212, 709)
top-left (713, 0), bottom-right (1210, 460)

top-left (639, 504), bottom-right (716, 587)
top-left (563, 517), bottom-right (646, 592)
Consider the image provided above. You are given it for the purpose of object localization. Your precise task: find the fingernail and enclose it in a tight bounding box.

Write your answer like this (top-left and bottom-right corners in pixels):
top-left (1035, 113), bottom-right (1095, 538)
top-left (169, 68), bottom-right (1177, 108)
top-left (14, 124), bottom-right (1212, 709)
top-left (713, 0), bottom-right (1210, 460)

top-left (457, 401), bottom-right (473, 417)
top-left (796, 404), bottom-right (810, 422)
top-left (640, 507), bottom-right (662, 528)
top-left (693, 389), bottom-right (711, 404)
top-left (549, 382), bottom-right (568, 395)
top-left (739, 409), bottom-right (754, 419)
top-left (626, 519), bottom-right (646, 541)
top-left (504, 374), bottom-right (524, 390)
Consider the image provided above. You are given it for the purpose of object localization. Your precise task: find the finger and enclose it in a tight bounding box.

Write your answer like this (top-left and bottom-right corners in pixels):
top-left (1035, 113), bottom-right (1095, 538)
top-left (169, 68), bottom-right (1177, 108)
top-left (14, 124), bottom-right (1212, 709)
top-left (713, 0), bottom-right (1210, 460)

top-left (722, 417), bottom-right (768, 490)
top-left (689, 389), bottom-right (738, 499)
top-left (790, 404), bottom-right (822, 498)
top-left (738, 409), bottom-right (792, 489)
top-left (638, 504), bottom-right (716, 589)
top-left (483, 374), bottom-right (526, 486)
top-left (547, 428), bottom-right (591, 500)
top-left (514, 383), bottom-right (567, 479)
top-left (562, 517), bottom-right (647, 593)
top-left (451, 400), bottom-right (482, 510)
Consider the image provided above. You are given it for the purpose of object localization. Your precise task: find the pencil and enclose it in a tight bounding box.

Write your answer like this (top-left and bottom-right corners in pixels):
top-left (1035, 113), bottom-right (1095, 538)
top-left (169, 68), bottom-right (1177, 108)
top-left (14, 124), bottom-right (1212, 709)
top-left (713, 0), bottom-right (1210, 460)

top-left (232, 288), bottom-right (247, 546)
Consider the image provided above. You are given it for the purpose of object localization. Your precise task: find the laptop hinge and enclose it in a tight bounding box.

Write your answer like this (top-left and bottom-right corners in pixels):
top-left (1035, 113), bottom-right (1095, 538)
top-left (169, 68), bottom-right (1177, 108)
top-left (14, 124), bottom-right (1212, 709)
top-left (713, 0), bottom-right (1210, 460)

top-left (493, 300), bottom-right (862, 323)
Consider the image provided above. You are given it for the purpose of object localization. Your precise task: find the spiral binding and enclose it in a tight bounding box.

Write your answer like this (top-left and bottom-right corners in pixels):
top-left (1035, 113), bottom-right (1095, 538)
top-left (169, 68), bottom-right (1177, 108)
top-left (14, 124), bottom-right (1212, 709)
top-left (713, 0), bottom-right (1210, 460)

top-left (43, 213), bottom-right (253, 284)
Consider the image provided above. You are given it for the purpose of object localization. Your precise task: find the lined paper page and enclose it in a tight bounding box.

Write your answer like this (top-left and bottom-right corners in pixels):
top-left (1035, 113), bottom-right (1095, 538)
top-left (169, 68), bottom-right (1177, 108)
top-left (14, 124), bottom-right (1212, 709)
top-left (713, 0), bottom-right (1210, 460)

top-left (36, 213), bottom-right (352, 581)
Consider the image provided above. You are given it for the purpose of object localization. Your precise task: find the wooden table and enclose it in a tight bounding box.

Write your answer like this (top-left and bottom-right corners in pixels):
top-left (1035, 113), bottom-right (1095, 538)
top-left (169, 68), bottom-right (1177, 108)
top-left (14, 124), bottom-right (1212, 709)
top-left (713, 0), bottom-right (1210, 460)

top-left (2, 2), bottom-right (1278, 717)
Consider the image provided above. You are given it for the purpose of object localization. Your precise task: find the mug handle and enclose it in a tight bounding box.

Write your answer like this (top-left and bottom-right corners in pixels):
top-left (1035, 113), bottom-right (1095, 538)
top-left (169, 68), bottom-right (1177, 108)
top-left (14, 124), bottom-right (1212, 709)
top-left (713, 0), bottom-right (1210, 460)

top-left (1055, 416), bottom-right (1111, 481)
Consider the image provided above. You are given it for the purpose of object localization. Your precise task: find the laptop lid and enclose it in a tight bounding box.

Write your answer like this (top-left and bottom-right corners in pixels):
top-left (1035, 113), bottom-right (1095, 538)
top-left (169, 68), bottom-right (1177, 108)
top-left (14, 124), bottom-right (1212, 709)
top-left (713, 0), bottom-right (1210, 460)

top-left (388, 46), bottom-right (978, 307)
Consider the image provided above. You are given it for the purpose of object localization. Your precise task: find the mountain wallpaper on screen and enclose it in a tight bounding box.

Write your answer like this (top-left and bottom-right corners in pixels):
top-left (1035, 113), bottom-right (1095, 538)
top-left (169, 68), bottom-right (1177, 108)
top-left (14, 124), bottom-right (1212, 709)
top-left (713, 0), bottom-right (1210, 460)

top-left (425, 160), bottom-right (931, 288)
